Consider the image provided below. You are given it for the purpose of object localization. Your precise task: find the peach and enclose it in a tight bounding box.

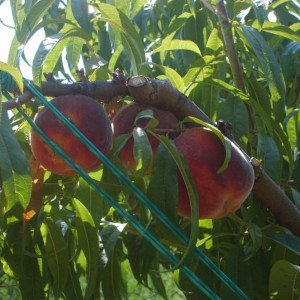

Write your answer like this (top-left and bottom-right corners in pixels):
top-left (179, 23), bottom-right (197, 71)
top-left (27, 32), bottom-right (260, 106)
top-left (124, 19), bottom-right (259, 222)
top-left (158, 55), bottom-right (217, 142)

top-left (112, 102), bottom-right (178, 172)
top-left (174, 127), bottom-right (254, 219)
top-left (30, 95), bottom-right (112, 176)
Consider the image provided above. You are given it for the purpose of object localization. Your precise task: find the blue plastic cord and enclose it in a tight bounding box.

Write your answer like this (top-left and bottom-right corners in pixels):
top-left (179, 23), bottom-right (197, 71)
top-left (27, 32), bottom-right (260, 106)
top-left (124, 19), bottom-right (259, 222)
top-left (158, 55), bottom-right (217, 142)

top-left (22, 79), bottom-right (249, 300)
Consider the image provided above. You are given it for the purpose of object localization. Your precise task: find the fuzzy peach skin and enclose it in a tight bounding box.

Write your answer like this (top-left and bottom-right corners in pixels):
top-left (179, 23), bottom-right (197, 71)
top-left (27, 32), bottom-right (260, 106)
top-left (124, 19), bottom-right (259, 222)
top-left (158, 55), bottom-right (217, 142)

top-left (174, 127), bottom-right (254, 219)
top-left (30, 95), bottom-right (112, 175)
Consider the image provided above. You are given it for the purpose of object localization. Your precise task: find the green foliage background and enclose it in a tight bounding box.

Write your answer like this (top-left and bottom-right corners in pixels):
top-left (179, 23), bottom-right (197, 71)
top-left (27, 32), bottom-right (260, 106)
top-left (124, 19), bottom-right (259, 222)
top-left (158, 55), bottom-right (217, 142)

top-left (1, 0), bottom-right (300, 299)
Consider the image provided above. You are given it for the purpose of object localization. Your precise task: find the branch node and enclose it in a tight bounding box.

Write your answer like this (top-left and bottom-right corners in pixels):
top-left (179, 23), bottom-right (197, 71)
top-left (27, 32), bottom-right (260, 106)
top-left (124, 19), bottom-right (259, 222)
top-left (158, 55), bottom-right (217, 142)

top-left (251, 157), bottom-right (263, 182)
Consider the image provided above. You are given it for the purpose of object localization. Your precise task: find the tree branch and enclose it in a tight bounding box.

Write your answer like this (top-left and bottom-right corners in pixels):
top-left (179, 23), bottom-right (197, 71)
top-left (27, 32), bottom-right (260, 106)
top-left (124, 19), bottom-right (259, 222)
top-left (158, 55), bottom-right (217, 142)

top-left (214, 0), bottom-right (256, 155)
top-left (40, 79), bottom-right (129, 100)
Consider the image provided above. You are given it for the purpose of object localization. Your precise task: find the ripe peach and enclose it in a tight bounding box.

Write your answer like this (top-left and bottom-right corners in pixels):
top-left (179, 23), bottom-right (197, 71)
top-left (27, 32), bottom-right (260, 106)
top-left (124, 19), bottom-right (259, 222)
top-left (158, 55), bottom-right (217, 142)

top-left (30, 95), bottom-right (112, 176)
top-left (112, 102), bottom-right (178, 172)
top-left (174, 127), bottom-right (254, 219)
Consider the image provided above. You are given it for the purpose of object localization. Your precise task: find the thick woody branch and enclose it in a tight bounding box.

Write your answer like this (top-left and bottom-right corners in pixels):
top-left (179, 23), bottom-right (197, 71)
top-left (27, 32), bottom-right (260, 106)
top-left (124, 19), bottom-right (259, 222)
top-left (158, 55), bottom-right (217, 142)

top-left (253, 171), bottom-right (300, 236)
top-left (2, 79), bottom-right (129, 110)
top-left (127, 76), bottom-right (213, 125)
top-left (4, 90), bottom-right (34, 109)
top-left (40, 80), bottom-right (129, 100)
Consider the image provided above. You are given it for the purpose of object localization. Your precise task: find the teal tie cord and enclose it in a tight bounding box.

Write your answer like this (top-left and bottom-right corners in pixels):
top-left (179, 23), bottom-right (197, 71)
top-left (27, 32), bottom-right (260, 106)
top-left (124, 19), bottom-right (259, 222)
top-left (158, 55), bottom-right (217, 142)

top-left (2, 73), bottom-right (249, 299)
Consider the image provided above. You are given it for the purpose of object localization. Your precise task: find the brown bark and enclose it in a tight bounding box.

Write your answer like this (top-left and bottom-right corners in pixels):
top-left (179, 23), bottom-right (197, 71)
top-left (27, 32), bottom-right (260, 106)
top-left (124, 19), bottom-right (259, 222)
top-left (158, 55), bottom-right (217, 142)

top-left (41, 79), bottom-right (129, 100)
top-left (127, 76), bottom-right (214, 124)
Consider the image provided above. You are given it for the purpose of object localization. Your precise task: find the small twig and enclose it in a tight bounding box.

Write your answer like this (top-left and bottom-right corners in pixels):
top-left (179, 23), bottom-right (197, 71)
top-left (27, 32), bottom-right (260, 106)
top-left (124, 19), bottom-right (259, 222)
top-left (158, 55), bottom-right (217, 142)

top-left (213, 0), bottom-right (257, 156)
top-left (3, 90), bottom-right (34, 109)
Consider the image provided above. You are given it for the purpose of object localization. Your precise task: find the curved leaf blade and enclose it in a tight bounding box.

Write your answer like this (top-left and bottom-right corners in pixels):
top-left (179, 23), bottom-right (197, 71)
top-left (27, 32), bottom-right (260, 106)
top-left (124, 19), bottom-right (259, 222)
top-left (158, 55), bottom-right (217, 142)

top-left (71, 0), bottom-right (91, 33)
top-left (0, 62), bottom-right (23, 92)
top-left (40, 219), bottom-right (69, 298)
top-left (241, 26), bottom-right (286, 102)
top-left (146, 62), bottom-right (185, 92)
top-left (147, 142), bottom-right (178, 224)
top-left (269, 260), bottom-right (300, 299)
top-left (72, 198), bottom-right (100, 300)
top-left (252, 20), bottom-right (300, 43)
top-left (8, 0), bottom-right (55, 66)
top-left (98, 3), bottom-right (146, 75)
top-left (152, 39), bottom-right (201, 56)
top-left (0, 108), bottom-right (31, 220)
top-left (32, 29), bottom-right (90, 85)
top-left (148, 134), bottom-right (199, 270)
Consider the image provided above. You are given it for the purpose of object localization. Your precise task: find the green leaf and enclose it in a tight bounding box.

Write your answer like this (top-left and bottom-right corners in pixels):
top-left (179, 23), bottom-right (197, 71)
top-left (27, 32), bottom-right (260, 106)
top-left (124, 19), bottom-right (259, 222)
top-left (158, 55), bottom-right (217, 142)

top-left (211, 76), bottom-right (270, 131)
top-left (252, 20), bottom-right (300, 43)
top-left (132, 127), bottom-right (153, 174)
top-left (8, 0), bottom-right (56, 66)
top-left (257, 133), bottom-right (281, 183)
top-left (2, 222), bottom-right (46, 299)
top-left (66, 37), bottom-right (85, 75)
top-left (165, 12), bottom-right (193, 37)
top-left (0, 62), bottom-right (23, 92)
top-left (247, 223), bottom-right (263, 258)
top-left (146, 63), bottom-right (185, 92)
top-left (148, 134), bottom-right (198, 270)
top-left (291, 188), bottom-right (300, 210)
top-left (265, 231), bottom-right (300, 256)
top-left (76, 178), bottom-right (109, 225)
top-left (147, 142), bottom-right (178, 224)
top-left (131, 0), bottom-right (149, 19)
top-left (32, 29), bottom-right (90, 85)
top-left (72, 198), bottom-right (101, 300)
top-left (123, 226), bottom-right (157, 284)
top-left (241, 26), bottom-right (286, 102)
top-left (71, 0), bottom-right (91, 33)
top-left (183, 55), bottom-right (219, 88)
top-left (196, 65), bottom-right (223, 119)
top-left (135, 109), bottom-right (159, 130)
top-left (269, 260), bottom-right (300, 299)
top-left (268, 0), bottom-right (291, 10)
top-left (210, 78), bottom-right (249, 101)
top-left (149, 268), bottom-right (168, 300)
top-left (101, 241), bottom-right (127, 300)
top-left (152, 39), bottom-right (201, 56)
top-left (270, 119), bottom-right (294, 177)
top-left (204, 28), bottom-right (223, 55)
top-left (218, 97), bottom-right (249, 144)
top-left (40, 219), bottom-right (69, 298)
top-left (22, 0), bottom-right (56, 35)
top-left (97, 3), bottom-right (146, 75)
top-left (100, 222), bottom-right (127, 263)
top-left (0, 108), bottom-right (31, 221)
top-left (63, 261), bottom-right (84, 300)
top-left (293, 143), bottom-right (300, 191)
